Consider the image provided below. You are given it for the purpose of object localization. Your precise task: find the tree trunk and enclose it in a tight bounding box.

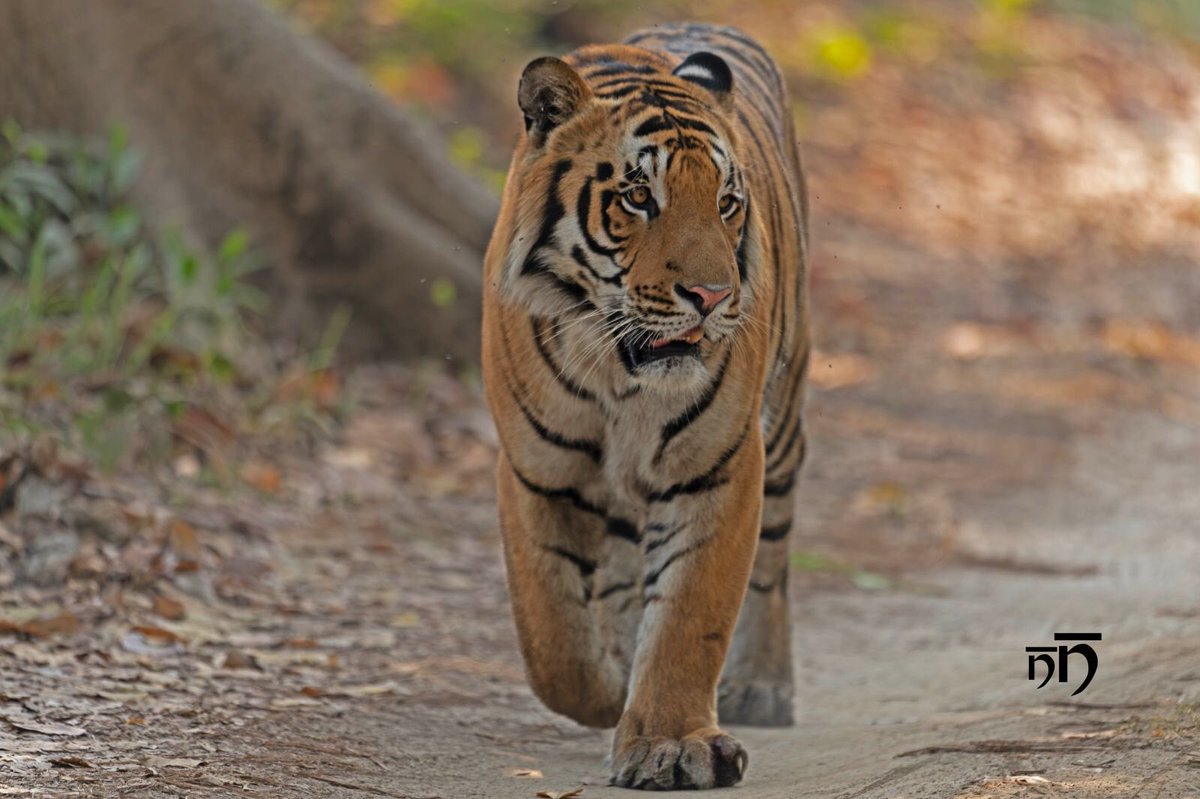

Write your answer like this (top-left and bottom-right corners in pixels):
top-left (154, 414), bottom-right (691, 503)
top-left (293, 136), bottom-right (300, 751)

top-left (0, 0), bottom-right (498, 363)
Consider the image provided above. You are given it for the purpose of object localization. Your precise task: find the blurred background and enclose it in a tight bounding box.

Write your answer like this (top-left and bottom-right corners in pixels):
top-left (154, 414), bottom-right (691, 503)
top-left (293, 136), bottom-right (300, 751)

top-left (1, 2), bottom-right (1198, 796)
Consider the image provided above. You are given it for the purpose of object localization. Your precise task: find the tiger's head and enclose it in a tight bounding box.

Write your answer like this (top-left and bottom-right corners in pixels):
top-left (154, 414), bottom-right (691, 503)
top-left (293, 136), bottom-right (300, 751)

top-left (496, 47), bottom-right (760, 384)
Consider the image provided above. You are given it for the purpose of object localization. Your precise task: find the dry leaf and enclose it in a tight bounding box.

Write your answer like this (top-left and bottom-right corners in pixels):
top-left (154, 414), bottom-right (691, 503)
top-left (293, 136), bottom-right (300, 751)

top-left (153, 596), bottom-right (186, 621)
top-left (217, 650), bottom-right (262, 670)
top-left (506, 768), bottom-right (544, 779)
top-left (121, 627), bottom-right (185, 657)
top-left (537, 790), bottom-right (583, 799)
top-left (133, 624), bottom-right (183, 643)
top-left (4, 717), bottom-right (86, 737)
top-left (240, 461), bottom-right (282, 494)
top-left (50, 756), bottom-right (91, 769)
top-left (0, 613), bottom-right (78, 639)
top-left (1103, 320), bottom-right (1200, 367)
top-left (166, 518), bottom-right (202, 573)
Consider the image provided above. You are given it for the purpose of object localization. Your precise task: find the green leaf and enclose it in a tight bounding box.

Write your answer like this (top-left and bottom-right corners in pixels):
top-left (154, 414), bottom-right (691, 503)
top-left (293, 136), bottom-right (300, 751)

top-left (218, 228), bottom-right (250, 263)
top-left (0, 203), bottom-right (26, 240)
top-left (180, 253), bottom-right (199, 285)
top-left (104, 206), bottom-right (141, 246)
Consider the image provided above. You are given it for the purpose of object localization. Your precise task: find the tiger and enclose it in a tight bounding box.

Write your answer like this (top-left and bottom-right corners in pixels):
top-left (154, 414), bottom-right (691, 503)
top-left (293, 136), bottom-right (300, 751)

top-left (481, 22), bottom-right (809, 791)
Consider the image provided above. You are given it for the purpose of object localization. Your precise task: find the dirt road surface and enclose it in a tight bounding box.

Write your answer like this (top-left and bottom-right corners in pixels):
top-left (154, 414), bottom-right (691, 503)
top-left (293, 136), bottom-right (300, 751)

top-left (3, 219), bottom-right (1198, 798)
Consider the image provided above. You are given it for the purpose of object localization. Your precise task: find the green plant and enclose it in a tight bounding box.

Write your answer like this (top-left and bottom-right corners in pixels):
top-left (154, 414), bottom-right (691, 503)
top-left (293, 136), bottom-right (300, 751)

top-left (0, 122), bottom-right (343, 472)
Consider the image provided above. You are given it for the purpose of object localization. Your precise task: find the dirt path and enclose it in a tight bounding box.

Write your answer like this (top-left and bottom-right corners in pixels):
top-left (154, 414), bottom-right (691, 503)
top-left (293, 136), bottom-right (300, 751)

top-left (3, 221), bottom-right (1199, 797)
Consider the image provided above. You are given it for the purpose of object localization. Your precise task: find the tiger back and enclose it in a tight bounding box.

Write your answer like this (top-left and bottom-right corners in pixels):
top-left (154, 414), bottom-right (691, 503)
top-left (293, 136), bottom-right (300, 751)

top-left (482, 22), bottom-right (809, 791)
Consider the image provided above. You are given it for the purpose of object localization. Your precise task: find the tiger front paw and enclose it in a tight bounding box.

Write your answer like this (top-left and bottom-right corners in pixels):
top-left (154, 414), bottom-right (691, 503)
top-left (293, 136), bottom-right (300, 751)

top-left (610, 727), bottom-right (747, 790)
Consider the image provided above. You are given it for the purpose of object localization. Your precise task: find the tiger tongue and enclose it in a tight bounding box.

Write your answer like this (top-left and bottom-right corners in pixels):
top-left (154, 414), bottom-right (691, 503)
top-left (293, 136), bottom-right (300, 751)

top-left (650, 327), bottom-right (705, 349)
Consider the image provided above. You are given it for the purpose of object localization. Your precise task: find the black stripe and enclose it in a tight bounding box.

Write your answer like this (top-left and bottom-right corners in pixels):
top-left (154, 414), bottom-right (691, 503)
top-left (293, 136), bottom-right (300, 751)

top-left (634, 112), bottom-right (718, 140)
top-left (571, 245), bottom-right (622, 286)
top-left (645, 417), bottom-right (750, 503)
top-left (595, 83), bottom-right (644, 100)
top-left (520, 159), bottom-right (572, 276)
top-left (735, 198), bottom-right (751, 282)
top-left (551, 274), bottom-right (590, 304)
top-left (759, 522), bottom-right (791, 541)
top-left (595, 580), bottom-right (637, 600)
top-left (577, 177), bottom-right (621, 257)
top-left (606, 517), bottom-right (641, 544)
top-left (653, 346), bottom-right (732, 464)
top-left (510, 388), bottom-right (602, 463)
top-left (645, 525), bottom-right (682, 553)
top-left (542, 545), bottom-right (596, 577)
top-left (531, 318), bottom-right (597, 403)
top-left (765, 347), bottom-right (809, 455)
top-left (645, 539), bottom-right (707, 586)
top-left (634, 115), bottom-right (672, 137)
top-left (763, 472), bottom-right (795, 497)
top-left (513, 466), bottom-right (605, 516)
top-left (765, 415), bottom-right (803, 473)
top-left (583, 63), bottom-right (657, 79)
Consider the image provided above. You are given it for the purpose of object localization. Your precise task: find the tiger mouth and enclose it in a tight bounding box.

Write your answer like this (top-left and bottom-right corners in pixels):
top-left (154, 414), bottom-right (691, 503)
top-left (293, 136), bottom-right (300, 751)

top-left (621, 326), bottom-right (705, 369)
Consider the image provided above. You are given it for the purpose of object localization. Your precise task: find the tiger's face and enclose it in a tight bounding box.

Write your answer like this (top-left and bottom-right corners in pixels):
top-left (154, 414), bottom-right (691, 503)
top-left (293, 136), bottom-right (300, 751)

top-left (500, 50), bottom-right (756, 385)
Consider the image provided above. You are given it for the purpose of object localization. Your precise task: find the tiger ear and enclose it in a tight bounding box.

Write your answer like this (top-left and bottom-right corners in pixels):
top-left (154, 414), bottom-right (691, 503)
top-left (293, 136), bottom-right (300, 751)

top-left (518, 57), bottom-right (592, 146)
top-left (672, 52), bottom-right (734, 112)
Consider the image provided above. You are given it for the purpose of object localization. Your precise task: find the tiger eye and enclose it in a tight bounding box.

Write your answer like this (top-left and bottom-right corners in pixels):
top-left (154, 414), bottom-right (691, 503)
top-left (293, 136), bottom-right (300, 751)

top-left (719, 194), bottom-right (736, 213)
top-left (626, 186), bottom-right (651, 207)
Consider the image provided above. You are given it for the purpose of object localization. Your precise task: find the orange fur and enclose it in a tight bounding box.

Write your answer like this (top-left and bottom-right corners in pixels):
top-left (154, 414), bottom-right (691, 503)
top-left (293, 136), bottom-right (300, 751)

top-left (482, 23), bottom-right (809, 790)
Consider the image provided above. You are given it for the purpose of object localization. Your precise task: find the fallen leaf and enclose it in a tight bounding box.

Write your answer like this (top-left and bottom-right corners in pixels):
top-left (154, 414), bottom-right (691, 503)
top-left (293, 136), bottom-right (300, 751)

top-left (153, 596), bottom-right (186, 621)
top-left (217, 650), bottom-right (261, 671)
top-left (121, 628), bottom-right (185, 657)
top-left (506, 768), bottom-right (544, 779)
top-left (4, 717), bottom-right (86, 737)
top-left (165, 518), bottom-right (202, 573)
top-left (537, 790), bottom-right (583, 799)
top-left (50, 756), bottom-right (91, 769)
top-left (284, 637), bottom-right (319, 649)
top-left (240, 461), bottom-right (282, 494)
top-left (1103, 320), bottom-right (1200, 367)
top-left (133, 625), bottom-right (183, 643)
top-left (0, 613), bottom-right (78, 639)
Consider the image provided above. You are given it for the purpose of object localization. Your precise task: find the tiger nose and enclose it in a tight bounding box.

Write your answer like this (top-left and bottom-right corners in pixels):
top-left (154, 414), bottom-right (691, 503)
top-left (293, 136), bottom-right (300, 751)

top-left (675, 283), bottom-right (732, 315)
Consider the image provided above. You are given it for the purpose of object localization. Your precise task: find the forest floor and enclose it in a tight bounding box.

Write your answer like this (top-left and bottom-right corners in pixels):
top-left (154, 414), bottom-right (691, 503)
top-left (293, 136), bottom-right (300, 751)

top-left (3, 212), bottom-right (1199, 798)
